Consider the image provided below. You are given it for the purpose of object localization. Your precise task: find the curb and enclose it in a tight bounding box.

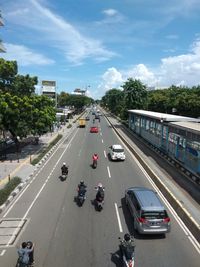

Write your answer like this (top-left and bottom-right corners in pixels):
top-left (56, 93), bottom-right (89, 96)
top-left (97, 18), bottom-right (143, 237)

top-left (104, 111), bottom-right (200, 243)
top-left (0, 122), bottom-right (78, 215)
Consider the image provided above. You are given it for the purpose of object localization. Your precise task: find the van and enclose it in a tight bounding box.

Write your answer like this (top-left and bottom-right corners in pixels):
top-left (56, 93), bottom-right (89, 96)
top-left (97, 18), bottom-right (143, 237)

top-left (125, 187), bottom-right (171, 235)
top-left (79, 118), bottom-right (86, 128)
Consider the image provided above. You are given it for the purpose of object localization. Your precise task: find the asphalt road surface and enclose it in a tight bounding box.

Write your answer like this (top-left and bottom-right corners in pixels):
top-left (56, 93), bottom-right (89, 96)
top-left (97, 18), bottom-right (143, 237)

top-left (0, 114), bottom-right (199, 267)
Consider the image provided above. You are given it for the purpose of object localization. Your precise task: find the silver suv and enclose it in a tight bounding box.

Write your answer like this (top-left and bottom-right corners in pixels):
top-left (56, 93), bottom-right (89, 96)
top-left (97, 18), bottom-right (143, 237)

top-left (125, 187), bottom-right (171, 235)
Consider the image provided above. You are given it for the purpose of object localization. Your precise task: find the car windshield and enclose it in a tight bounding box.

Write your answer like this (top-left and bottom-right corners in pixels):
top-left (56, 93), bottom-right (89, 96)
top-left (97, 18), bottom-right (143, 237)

top-left (141, 211), bottom-right (167, 219)
top-left (113, 148), bottom-right (124, 153)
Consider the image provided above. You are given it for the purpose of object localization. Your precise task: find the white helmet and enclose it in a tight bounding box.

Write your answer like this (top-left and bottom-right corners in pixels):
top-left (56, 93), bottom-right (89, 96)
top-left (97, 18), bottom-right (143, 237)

top-left (63, 162), bottom-right (66, 165)
top-left (98, 183), bottom-right (102, 188)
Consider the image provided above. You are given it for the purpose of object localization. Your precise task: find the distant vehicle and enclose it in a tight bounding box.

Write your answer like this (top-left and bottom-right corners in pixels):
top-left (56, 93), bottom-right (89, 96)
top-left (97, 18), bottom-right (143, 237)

top-left (125, 187), bottom-right (171, 235)
top-left (90, 126), bottom-right (98, 133)
top-left (95, 114), bottom-right (100, 119)
top-left (109, 144), bottom-right (125, 161)
top-left (79, 118), bottom-right (86, 128)
top-left (92, 111), bottom-right (95, 115)
top-left (85, 115), bottom-right (90, 121)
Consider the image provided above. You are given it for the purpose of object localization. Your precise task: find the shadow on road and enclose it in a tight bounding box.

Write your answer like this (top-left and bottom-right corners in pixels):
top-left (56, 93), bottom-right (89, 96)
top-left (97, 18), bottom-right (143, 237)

top-left (110, 250), bottom-right (122, 267)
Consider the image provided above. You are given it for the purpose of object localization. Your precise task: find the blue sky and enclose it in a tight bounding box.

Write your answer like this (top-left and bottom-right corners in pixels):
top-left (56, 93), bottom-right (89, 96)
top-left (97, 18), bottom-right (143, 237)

top-left (1, 0), bottom-right (200, 99)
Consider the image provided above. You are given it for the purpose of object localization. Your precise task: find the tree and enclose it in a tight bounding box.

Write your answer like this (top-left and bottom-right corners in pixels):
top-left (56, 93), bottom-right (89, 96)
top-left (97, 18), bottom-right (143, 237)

top-left (0, 58), bottom-right (17, 91)
top-left (122, 78), bottom-right (148, 119)
top-left (57, 91), bottom-right (70, 107)
top-left (12, 74), bottom-right (38, 96)
top-left (0, 58), bottom-right (37, 96)
top-left (101, 89), bottom-right (123, 115)
top-left (0, 93), bottom-right (56, 142)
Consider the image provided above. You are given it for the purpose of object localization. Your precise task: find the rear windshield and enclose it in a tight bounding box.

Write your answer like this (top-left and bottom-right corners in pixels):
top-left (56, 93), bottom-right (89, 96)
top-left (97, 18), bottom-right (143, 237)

top-left (113, 148), bottom-right (124, 153)
top-left (141, 211), bottom-right (168, 219)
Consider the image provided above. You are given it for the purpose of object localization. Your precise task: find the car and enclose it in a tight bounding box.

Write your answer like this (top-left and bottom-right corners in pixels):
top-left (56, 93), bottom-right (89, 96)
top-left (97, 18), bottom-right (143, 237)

top-left (90, 126), bottom-right (98, 133)
top-left (109, 144), bottom-right (125, 161)
top-left (125, 187), bottom-right (171, 235)
top-left (85, 115), bottom-right (90, 121)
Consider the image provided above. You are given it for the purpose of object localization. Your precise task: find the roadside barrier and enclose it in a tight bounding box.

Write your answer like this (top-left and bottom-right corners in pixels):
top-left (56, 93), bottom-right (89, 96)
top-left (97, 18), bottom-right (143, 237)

top-left (105, 112), bottom-right (200, 243)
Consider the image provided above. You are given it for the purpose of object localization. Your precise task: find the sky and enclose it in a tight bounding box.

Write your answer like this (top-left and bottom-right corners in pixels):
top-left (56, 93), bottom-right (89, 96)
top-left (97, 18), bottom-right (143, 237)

top-left (1, 0), bottom-right (200, 99)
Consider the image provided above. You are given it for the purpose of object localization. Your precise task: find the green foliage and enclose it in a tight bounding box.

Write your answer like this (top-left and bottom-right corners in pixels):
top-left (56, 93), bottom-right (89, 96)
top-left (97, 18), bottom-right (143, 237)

top-left (0, 93), bottom-right (56, 139)
top-left (0, 59), bottom-right (37, 96)
top-left (12, 74), bottom-right (38, 96)
top-left (0, 58), bottom-right (18, 92)
top-left (57, 92), bottom-right (93, 109)
top-left (0, 59), bottom-right (56, 140)
top-left (122, 78), bottom-right (148, 112)
top-left (101, 78), bottom-right (200, 119)
top-left (101, 78), bottom-right (147, 120)
top-left (31, 134), bottom-right (62, 165)
top-left (57, 91), bottom-right (70, 107)
top-left (102, 89), bottom-right (124, 115)
top-left (147, 86), bottom-right (200, 117)
top-left (0, 176), bottom-right (21, 206)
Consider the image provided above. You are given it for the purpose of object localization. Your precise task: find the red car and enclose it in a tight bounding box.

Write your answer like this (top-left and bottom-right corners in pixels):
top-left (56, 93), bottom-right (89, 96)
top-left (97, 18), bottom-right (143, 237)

top-left (90, 126), bottom-right (98, 133)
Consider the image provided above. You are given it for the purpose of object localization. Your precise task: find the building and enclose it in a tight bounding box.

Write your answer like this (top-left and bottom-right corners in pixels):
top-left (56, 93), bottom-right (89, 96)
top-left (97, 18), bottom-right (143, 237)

top-left (72, 88), bottom-right (86, 96)
top-left (0, 12), bottom-right (6, 53)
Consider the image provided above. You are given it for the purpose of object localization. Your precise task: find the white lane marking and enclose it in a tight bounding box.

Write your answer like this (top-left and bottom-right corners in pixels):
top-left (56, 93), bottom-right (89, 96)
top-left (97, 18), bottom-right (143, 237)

top-left (3, 127), bottom-right (78, 217)
top-left (102, 139), bottom-right (104, 143)
top-left (5, 130), bottom-right (79, 246)
top-left (104, 150), bottom-right (107, 158)
top-left (3, 129), bottom-right (79, 219)
top-left (107, 166), bottom-right (111, 178)
top-left (100, 132), bottom-right (102, 136)
top-left (0, 250), bottom-right (6, 256)
top-left (105, 114), bottom-right (200, 253)
top-left (115, 203), bottom-right (123, 233)
top-left (127, 148), bottom-right (200, 254)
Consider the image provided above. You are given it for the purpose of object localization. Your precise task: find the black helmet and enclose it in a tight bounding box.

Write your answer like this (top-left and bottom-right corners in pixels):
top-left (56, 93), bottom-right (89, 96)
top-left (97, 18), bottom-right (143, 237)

top-left (124, 233), bottom-right (131, 241)
top-left (80, 180), bottom-right (84, 185)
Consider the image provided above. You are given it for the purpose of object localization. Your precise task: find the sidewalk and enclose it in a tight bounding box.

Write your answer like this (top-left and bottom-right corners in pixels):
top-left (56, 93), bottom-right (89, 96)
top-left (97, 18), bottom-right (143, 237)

top-left (0, 121), bottom-right (76, 190)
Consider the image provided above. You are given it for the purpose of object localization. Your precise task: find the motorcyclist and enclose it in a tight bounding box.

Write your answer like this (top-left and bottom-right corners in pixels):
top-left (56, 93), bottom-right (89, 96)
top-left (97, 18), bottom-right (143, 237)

top-left (61, 163), bottom-right (68, 175)
top-left (95, 183), bottom-right (104, 201)
top-left (92, 153), bottom-right (99, 166)
top-left (77, 180), bottom-right (87, 195)
top-left (120, 233), bottom-right (135, 258)
top-left (17, 241), bottom-right (34, 266)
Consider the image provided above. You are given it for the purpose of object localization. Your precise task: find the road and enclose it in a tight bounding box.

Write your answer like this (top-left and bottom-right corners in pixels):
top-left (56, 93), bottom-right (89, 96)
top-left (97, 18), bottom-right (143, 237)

top-left (0, 113), bottom-right (200, 267)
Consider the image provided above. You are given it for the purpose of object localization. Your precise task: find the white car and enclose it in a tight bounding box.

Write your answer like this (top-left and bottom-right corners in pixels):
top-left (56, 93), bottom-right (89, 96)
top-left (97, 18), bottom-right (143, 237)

top-left (109, 144), bottom-right (125, 161)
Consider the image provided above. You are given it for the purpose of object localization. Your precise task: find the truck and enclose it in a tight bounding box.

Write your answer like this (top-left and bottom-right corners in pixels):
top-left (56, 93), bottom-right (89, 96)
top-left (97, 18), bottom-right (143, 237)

top-left (79, 118), bottom-right (86, 128)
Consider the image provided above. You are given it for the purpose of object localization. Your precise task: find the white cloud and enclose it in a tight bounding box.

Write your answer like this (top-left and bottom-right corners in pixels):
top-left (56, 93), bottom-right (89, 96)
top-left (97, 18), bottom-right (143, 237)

top-left (124, 64), bottom-right (158, 86)
top-left (103, 9), bottom-right (118, 17)
top-left (4, 0), bottom-right (116, 65)
top-left (97, 39), bottom-right (200, 98)
top-left (2, 43), bottom-right (55, 66)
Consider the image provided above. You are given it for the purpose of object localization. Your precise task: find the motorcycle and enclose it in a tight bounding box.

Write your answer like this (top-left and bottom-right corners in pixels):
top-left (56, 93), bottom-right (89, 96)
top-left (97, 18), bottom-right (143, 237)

top-left (94, 186), bottom-right (105, 211)
top-left (61, 168), bottom-right (68, 181)
top-left (77, 188), bottom-right (86, 206)
top-left (118, 237), bottom-right (135, 267)
top-left (96, 197), bottom-right (104, 211)
top-left (93, 159), bottom-right (97, 169)
top-left (60, 172), bottom-right (68, 181)
top-left (17, 241), bottom-right (34, 267)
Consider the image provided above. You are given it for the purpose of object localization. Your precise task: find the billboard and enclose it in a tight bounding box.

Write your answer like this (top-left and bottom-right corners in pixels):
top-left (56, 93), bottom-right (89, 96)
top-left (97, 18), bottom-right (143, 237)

top-left (42, 80), bottom-right (56, 93)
